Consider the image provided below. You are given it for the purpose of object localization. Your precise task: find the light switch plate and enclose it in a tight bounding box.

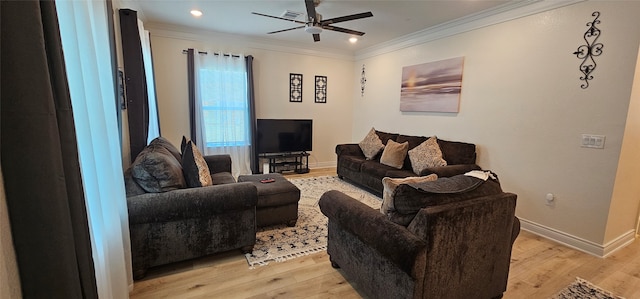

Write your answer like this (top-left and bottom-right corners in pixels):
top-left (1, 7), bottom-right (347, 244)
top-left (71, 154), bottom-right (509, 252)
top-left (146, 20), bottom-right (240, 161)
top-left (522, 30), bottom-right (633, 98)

top-left (581, 134), bottom-right (606, 149)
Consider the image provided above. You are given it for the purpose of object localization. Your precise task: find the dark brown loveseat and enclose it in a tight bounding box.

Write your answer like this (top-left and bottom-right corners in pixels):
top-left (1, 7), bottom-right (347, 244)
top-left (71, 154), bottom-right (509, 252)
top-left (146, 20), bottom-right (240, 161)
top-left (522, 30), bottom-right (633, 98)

top-left (124, 137), bottom-right (257, 279)
top-left (336, 130), bottom-right (481, 196)
top-left (320, 173), bottom-right (520, 299)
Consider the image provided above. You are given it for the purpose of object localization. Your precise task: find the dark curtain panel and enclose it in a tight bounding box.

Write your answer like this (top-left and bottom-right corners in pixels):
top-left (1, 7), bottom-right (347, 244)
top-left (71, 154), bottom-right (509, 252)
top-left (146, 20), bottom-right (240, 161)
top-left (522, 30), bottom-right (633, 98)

top-left (119, 8), bottom-right (149, 162)
top-left (0, 1), bottom-right (98, 298)
top-left (107, 0), bottom-right (123, 147)
top-left (246, 55), bottom-right (258, 173)
top-left (187, 48), bottom-right (197, 143)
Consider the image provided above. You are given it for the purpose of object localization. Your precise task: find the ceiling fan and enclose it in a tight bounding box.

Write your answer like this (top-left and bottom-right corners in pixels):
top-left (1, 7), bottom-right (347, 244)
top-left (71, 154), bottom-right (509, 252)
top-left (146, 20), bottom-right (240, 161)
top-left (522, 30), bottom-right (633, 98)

top-left (252, 0), bottom-right (373, 42)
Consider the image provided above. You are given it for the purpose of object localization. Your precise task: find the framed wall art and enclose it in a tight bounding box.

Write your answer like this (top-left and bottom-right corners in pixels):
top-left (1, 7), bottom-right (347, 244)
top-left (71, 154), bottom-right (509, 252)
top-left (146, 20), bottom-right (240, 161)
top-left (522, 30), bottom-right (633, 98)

top-left (315, 75), bottom-right (327, 103)
top-left (290, 73), bottom-right (303, 102)
top-left (400, 57), bottom-right (464, 113)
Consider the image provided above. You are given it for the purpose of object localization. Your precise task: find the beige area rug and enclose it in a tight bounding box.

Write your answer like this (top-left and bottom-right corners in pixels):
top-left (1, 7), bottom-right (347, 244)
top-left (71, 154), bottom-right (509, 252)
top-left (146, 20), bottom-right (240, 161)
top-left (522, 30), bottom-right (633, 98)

top-left (551, 277), bottom-right (624, 299)
top-left (244, 176), bottom-right (382, 268)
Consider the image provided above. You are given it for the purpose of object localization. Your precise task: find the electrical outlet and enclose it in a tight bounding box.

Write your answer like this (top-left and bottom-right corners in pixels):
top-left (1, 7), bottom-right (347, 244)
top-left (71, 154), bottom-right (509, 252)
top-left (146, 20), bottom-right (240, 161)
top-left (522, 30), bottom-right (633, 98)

top-left (581, 134), bottom-right (605, 149)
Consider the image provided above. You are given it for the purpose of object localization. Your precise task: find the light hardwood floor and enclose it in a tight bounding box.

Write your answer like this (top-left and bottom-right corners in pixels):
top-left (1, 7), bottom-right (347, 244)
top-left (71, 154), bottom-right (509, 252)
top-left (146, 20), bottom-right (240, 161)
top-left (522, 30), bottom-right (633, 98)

top-left (130, 168), bottom-right (640, 298)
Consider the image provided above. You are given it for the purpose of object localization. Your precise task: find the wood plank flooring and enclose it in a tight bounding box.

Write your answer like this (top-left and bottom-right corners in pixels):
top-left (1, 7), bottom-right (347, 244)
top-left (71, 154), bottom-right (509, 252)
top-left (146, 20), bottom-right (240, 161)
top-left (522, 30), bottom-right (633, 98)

top-left (130, 168), bottom-right (640, 299)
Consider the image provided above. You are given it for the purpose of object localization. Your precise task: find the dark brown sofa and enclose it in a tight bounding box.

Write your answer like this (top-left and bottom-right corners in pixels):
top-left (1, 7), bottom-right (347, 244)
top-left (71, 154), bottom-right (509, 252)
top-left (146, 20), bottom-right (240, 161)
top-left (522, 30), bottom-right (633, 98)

top-left (336, 130), bottom-right (481, 196)
top-left (319, 174), bottom-right (520, 299)
top-left (124, 137), bottom-right (257, 279)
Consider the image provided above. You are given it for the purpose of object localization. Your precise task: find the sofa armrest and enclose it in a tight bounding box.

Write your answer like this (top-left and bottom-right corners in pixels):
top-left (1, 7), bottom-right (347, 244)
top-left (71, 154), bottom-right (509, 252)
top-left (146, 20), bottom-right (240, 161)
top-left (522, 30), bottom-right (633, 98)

top-left (127, 182), bottom-right (257, 224)
top-left (335, 144), bottom-right (364, 157)
top-left (319, 190), bottom-right (426, 275)
top-left (419, 163), bottom-right (481, 177)
top-left (204, 154), bottom-right (232, 174)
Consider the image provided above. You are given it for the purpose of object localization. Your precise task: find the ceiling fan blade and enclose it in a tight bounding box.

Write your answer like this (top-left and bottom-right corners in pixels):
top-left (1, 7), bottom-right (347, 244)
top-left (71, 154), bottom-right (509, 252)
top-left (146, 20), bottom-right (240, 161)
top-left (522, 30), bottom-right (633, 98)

top-left (320, 12), bottom-right (373, 25)
top-left (267, 26), bottom-right (306, 34)
top-left (252, 12), bottom-right (306, 24)
top-left (321, 25), bottom-right (366, 36)
top-left (313, 33), bottom-right (320, 42)
top-left (304, 0), bottom-right (317, 23)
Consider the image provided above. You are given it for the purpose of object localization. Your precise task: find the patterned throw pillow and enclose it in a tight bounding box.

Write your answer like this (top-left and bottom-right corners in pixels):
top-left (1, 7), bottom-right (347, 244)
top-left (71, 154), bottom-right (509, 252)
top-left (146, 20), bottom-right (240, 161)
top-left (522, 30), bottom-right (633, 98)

top-left (358, 127), bottom-right (385, 160)
top-left (408, 136), bottom-right (447, 175)
top-left (381, 174), bottom-right (438, 216)
top-left (380, 139), bottom-right (409, 169)
top-left (182, 140), bottom-right (213, 188)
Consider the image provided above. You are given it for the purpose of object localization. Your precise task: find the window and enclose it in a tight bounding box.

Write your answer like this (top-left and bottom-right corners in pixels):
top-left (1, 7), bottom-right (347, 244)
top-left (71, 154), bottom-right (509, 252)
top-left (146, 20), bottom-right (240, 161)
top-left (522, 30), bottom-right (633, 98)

top-left (199, 67), bottom-right (249, 147)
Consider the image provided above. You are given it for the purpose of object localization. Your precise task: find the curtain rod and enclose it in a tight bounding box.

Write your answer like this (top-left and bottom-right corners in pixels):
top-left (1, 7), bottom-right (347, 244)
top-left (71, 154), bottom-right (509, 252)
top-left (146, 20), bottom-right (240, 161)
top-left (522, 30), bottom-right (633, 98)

top-left (182, 49), bottom-right (242, 58)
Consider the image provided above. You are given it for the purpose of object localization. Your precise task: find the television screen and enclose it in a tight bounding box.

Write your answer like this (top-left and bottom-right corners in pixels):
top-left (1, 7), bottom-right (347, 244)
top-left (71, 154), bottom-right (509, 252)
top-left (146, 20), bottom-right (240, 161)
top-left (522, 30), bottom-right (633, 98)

top-left (256, 119), bottom-right (312, 154)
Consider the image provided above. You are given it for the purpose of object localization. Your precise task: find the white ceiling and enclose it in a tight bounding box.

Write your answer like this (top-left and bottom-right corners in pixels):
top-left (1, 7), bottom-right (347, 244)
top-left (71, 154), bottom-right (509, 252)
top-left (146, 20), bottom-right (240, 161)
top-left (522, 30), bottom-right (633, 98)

top-left (121, 0), bottom-right (536, 54)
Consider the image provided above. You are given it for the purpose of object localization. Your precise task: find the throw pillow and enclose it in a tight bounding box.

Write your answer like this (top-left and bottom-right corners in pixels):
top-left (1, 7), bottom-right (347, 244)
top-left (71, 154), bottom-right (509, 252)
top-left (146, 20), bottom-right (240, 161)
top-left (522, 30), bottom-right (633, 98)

top-left (408, 136), bottom-right (447, 175)
top-left (149, 136), bottom-right (182, 162)
top-left (130, 144), bottom-right (186, 193)
top-left (358, 127), bottom-right (385, 160)
top-left (379, 139), bottom-right (409, 169)
top-left (381, 174), bottom-right (438, 216)
top-left (180, 136), bottom-right (188, 156)
top-left (182, 140), bottom-right (213, 188)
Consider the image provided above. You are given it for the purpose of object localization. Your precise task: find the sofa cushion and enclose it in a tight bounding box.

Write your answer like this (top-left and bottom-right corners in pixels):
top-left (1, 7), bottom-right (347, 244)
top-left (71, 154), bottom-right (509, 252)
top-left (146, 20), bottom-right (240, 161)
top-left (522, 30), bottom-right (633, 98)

top-left (182, 140), bottom-right (213, 188)
top-left (384, 169), bottom-right (418, 179)
top-left (396, 135), bottom-right (428, 150)
top-left (380, 140), bottom-right (409, 169)
top-left (391, 173), bottom-right (504, 224)
top-left (374, 130), bottom-right (399, 145)
top-left (124, 168), bottom-right (146, 197)
top-left (130, 143), bottom-right (186, 193)
top-left (340, 155), bottom-right (366, 172)
top-left (211, 172), bottom-right (236, 185)
top-left (396, 135), bottom-right (428, 169)
top-left (408, 137), bottom-right (447, 175)
top-left (437, 139), bottom-right (476, 165)
top-left (359, 127), bottom-right (385, 160)
top-left (381, 174), bottom-right (438, 216)
top-left (149, 136), bottom-right (182, 162)
top-left (361, 160), bottom-right (398, 178)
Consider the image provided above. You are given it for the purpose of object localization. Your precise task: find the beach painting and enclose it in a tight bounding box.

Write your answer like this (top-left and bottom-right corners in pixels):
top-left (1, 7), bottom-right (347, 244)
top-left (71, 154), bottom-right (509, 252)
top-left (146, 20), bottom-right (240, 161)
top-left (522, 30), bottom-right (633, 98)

top-left (400, 57), bottom-right (464, 113)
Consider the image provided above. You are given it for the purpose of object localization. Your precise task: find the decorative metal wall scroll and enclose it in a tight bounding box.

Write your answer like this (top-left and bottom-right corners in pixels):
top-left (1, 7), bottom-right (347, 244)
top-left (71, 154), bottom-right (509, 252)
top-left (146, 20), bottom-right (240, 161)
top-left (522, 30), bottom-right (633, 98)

top-left (315, 75), bottom-right (327, 103)
top-left (290, 73), bottom-right (303, 102)
top-left (360, 64), bottom-right (366, 97)
top-left (573, 12), bottom-right (603, 89)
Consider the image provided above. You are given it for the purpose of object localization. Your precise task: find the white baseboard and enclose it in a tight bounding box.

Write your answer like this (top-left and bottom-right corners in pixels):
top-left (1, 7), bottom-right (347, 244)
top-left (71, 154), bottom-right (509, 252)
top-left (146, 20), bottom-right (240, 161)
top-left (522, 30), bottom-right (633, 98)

top-left (309, 161), bottom-right (336, 170)
top-left (519, 218), bottom-right (636, 258)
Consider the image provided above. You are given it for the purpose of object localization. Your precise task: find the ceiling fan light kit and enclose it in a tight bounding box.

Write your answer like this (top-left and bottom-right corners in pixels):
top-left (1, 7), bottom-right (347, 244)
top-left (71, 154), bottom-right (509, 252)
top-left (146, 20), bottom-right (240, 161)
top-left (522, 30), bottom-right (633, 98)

top-left (252, 0), bottom-right (372, 42)
top-left (305, 25), bottom-right (322, 34)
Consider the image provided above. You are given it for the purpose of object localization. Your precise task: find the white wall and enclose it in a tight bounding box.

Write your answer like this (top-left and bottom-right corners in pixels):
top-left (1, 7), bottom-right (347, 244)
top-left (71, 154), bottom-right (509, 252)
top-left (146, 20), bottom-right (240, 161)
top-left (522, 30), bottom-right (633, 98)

top-left (353, 1), bottom-right (640, 250)
top-left (147, 28), bottom-right (355, 168)
top-left (607, 43), bottom-right (640, 243)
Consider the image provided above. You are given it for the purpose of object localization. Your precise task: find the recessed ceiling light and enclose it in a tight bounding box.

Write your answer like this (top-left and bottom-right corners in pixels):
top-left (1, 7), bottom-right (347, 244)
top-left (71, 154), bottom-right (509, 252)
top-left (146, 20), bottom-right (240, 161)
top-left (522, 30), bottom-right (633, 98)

top-left (190, 10), bottom-right (203, 17)
top-left (349, 37), bottom-right (358, 43)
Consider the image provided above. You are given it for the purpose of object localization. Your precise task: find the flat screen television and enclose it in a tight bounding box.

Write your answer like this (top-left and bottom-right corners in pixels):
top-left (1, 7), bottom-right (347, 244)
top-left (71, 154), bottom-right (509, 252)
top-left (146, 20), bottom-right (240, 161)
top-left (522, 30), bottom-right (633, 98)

top-left (256, 119), bottom-right (312, 154)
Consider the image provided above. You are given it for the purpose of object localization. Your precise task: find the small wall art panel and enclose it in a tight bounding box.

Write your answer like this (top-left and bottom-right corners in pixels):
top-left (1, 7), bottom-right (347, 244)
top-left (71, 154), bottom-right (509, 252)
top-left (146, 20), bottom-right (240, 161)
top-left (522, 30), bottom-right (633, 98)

top-left (315, 75), bottom-right (327, 103)
top-left (290, 73), bottom-right (303, 102)
top-left (400, 57), bottom-right (464, 113)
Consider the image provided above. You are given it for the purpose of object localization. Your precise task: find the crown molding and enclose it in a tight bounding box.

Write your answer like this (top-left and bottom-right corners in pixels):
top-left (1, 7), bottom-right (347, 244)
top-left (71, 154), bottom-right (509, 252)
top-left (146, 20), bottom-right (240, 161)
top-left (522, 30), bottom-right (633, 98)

top-left (145, 23), bottom-right (355, 61)
top-left (355, 0), bottom-right (586, 60)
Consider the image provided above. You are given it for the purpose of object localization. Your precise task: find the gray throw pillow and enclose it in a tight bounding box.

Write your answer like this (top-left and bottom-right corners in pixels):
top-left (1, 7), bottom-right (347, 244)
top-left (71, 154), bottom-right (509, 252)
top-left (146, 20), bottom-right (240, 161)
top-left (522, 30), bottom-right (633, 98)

top-left (130, 144), bottom-right (186, 193)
